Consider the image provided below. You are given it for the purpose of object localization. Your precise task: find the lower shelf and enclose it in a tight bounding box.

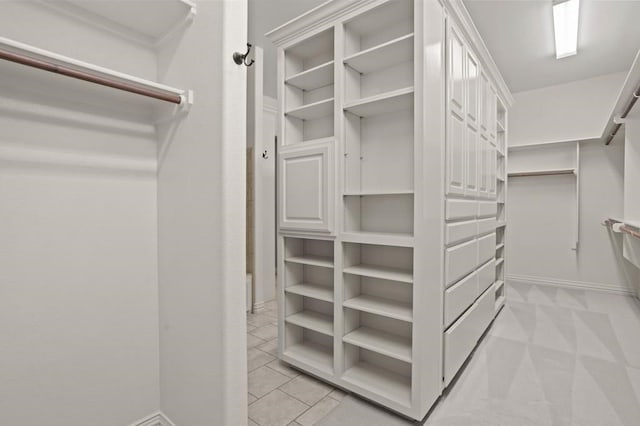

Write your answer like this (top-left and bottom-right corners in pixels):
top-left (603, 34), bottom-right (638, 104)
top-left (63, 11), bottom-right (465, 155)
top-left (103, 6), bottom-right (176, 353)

top-left (343, 327), bottom-right (412, 363)
top-left (286, 311), bottom-right (334, 336)
top-left (342, 362), bottom-right (411, 407)
top-left (284, 342), bottom-right (333, 374)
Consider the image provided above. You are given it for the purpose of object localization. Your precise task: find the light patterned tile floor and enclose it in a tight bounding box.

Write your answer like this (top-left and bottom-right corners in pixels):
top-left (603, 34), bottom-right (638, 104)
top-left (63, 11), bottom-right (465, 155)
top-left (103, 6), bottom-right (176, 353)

top-left (247, 299), bottom-right (344, 426)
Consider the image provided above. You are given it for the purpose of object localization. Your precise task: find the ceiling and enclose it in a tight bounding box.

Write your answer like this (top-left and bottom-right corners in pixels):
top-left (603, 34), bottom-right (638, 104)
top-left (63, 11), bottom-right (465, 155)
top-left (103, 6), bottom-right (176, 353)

top-left (464, 0), bottom-right (640, 93)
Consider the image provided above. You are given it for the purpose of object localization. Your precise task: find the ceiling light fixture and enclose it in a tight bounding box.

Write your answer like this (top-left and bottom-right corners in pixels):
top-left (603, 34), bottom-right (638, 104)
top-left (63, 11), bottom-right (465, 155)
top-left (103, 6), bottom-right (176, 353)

top-left (553, 0), bottom-right (580, 59)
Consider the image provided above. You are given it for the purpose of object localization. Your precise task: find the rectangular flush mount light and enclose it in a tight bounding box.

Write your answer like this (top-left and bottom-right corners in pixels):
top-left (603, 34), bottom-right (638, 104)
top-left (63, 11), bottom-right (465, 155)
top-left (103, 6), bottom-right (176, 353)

top-left (553, 0), bottom-right (580, 59)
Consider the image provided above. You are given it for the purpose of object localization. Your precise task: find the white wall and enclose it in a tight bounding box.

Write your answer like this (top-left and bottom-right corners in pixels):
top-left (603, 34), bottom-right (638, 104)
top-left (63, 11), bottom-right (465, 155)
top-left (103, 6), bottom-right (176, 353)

top-left (507, 72), bottom-right (640, 294)
top-left (157, 1), bottom-right (248, 425)
top-left (0, 3), bottom-right (159, 425)
top-left (248, 0), bottom-right (325, 98)
top-left (509, 72), bottom-right (626, 145)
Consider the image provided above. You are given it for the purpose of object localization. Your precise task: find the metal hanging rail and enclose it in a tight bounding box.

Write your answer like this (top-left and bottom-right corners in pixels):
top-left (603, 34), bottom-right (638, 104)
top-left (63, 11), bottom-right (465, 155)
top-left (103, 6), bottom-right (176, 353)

top-left (0, 37), bottom-right (190, 106)
top-left (605, 86), bottom-right (640, 146)
top-left (603, 218), bottom-right (640, 239)
top-left (508, 169), bottom-right (576, 178)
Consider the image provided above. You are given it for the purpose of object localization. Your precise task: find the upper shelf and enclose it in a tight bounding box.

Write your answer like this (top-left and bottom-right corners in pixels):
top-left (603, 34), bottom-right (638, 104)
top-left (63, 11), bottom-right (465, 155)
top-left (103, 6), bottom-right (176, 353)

top-left (344, 34), bottom-right (414, 74)
top-left (344, 87), bottom-right (414, 117)
top-left (47, 0), bottom-right (197, 46)
top-left (286, 60), bottom-right (334, 91)
top-left (0, 36), bottom-right (192, 122)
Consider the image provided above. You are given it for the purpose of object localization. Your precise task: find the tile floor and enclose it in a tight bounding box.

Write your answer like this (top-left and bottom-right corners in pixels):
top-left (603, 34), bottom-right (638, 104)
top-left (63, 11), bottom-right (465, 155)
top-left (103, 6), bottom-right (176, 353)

top-left (247, 300), bottom-right (346, 426)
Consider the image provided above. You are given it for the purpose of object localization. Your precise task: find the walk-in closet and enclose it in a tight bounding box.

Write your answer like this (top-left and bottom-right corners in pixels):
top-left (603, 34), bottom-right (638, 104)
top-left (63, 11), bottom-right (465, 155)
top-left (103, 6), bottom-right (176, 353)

top-left (2, 1), bottom-right (640, 425)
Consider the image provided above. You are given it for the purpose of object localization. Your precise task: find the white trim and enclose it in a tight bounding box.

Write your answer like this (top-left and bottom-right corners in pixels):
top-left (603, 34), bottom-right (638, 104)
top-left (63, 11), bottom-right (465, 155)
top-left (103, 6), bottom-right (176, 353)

top-left (130, 411), bottom-right (176, 426)
top-left (263, 96), bottom-right (278, 114)
top-left (252, 300), bottom-right (266, 313)
top-left (443, 0), bottom-right (513, 106)
top-left (506, 274), bottom-right (637, 296)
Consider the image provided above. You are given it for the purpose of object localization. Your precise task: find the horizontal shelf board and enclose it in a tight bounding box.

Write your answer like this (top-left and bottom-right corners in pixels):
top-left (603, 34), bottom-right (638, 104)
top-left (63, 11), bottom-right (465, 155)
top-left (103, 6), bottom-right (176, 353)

top-left (497, 176), bottom-right (505, 182)
top-left (343, 189), bottom-right (414, 196)
top-left (496, 221), bottom-right (507, 228)
top-left (63, 0), bottom-right (195, 42)
top-left (285, 60), bottom-right (334, 91)
top-left (508, 168), bottom-right (576, 177)
top-left (286, 136), bottom-right (335, 147)
top-left (496, 243), bottom-right (505, 250)
top-left (341, 232), bottom-right (414, 247)
top-left (495, 280), bottom-right (505, 290)
top-left (343, 294), bottom-right (412, 322)
top-left (343, 264), bottom-right (413, 283)
top-left (342, 362), bottom-right (411, 407)
top-left (344, 87), bottom-right (413, 117)
top-left (286, 311), bottom-right (334, 336)
top-left (286, 98), bottom-right (334, 120)
top-left (344, 33), bottom-right (414, 74)
top-left (284, 342), bottom-right (333, 373)
top-left (496, 258), bottom-right (504, 267)
top-left (343, 327), bottom-right (412, 363)
top-left (495, 295), bottom-right (506, 312)
top-left (497, 121), bottom-right (506, 131)
top-left (285, 283), bottom-right (334, 302)
top-left (285, 255), bottom-right (334, 268)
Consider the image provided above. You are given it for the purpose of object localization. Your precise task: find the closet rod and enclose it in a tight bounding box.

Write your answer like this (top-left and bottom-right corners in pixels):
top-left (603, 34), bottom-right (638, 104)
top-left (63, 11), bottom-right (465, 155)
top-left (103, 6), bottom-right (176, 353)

top-left (508, 169), bottom-right (575, 177)
top-left (605, 86), bottom-right (640, 146)
top-left (0, 48), bottom-right (182, 104)
top-left (603, 219), bottom-right (640, 239)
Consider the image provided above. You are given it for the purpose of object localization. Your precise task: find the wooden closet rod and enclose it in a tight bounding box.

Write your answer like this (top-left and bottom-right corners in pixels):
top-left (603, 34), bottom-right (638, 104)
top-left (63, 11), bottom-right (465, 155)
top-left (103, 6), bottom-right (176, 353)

top-left (508, 169), bottom-right (575, 177)
top-left (605, 86), bottom-right (640, 146)
top-left (603, 219), bottom-right (640, 239)
top-left (0, 48), bottom-right (182, 104)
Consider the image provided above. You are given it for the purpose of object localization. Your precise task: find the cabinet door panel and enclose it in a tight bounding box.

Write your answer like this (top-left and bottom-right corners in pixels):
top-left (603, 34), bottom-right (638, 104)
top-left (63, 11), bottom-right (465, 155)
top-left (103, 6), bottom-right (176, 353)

top-left (478, 135), bottom-right (488, 198)
top-left (466, 51), bottom-right (478, 126)
top-left (465, 125), bottom-right (478, 198)
top-left (279, 141), bottom-right (334, 233)
top-left (448, 24), bottom-right (465, 117)
top-left (488, 143), bottom-right (497, 199)
top-left (446, 111), bottom-right (466, 196)
top-left (479, 72), bottom-right (489, 134)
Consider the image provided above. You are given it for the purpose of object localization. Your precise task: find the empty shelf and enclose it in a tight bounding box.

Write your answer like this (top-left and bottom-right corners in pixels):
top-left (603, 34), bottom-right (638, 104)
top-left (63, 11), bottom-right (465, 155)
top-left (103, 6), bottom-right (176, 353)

top-left (341, 232), bottom-right (414, 247)
top-left (496, 243), bottom-right (504, 250)
top-left (343, 264), bottom-right (412, 283)
top-left (344, 87), bottom-right (413, 117)
top-left (495, 295), bottom-right (506, 312)
top-left (344, 34), bottom-right (413, 74)
top-left (343, 327), bottom-right (411, 363)
top-left (286, 60), bottom-right (334, 91)
top-left (285, 255), bottom-right (334, 268)
top-left (285, 283), bottom-right (333, 302)
top-left (286, 98), bottom-right (334, 120)
top-left (284, 342), bottom-right (333, 373)
top-left (343, 294), bottom-right (412, 322)
top-left (496, 258), bottom-right (504, 267)
top-left (286, 311), bottom-right (333, 336)
top-left (496, 221), bottom-right (507, 228)
top-left (342, 362), bottom-right (411, 407)
top-left (343, 189), bottom-right (414, 196)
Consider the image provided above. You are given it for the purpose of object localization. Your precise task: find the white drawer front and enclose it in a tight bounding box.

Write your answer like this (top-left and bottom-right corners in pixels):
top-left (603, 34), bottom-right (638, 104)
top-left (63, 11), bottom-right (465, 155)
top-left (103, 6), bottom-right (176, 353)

top-left (444, 286), bottom-right (494, 385)
top-left (477, 218), bottom-right (496, 236)
top-left (446, 199), bottom-right (477, 221)
top-left (444, 271), bottom-right (478, 328)
top-left (477, 201), bottom-right (497, 218)
top-left (445, 220), bottom-right (477, 246)
top-left (477, 259), bottom-right (496, 294)
top-left (478, 232), bottom-right (496, 264)
top-left (445, 239), bottom-right (478, 286)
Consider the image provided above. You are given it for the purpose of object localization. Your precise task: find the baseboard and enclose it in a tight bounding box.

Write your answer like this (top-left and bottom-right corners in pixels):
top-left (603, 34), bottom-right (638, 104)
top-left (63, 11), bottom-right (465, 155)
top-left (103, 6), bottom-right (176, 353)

top-left (506, 274), bottom-right (636, 296)
top-left (252, 300), bottom-right (266, 313)
top-left (131, 411), bottom-right (176, 426)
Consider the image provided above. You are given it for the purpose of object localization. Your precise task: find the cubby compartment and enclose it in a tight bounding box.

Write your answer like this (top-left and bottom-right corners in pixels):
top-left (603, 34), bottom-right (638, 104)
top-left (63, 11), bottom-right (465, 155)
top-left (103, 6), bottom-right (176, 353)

top-left (343, 243), bottom-right (413, 284)
top-left (284, 323), bottom-right (334, 374)
top-left (344, 109), bottom-right (414, 194)
top-left (344, 309), bottom-right (412, 362)
top-left (343, 273), bottom-right (412, 322)
top-left (342, 344), bottom-right (411, 406)
top-left (284, 263), bottom-right (334, 303)
top-left (284, 28), bottom-right (335, 145)
top-left (285, 293), bottom-right (334, 336)
top-left (284, 237), bottom-right (334, 268)
top-left (343, 0), bottom-right (413, 59)
top-left (343, 194), bottom-right (413, 238)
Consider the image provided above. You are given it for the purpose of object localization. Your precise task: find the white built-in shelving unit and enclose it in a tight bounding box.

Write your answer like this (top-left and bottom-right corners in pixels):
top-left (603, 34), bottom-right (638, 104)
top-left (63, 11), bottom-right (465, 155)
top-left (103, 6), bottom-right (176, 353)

top-left (268, 0), bottom-right (512, 420)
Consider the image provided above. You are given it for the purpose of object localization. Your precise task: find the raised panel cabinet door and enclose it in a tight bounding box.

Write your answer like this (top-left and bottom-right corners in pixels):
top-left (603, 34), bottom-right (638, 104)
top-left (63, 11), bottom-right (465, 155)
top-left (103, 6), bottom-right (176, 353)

top-left (490, 85), bottom-right (498, 139)
top-left (478, 135), bottom-right (489, 198)
top-left (488, 144), bottom-right (497, 198)
top-left (479, 72), bottom-right (489, 134)
top-left (447, 110), bottom-right (466, 196)
top-left (279, 141), bottom-right (334, 233)
top-left (448, 23), bottom-right (465, 118)
top-left (466, 50), bottom-right (479, 126)
top-left (465, 125), bottom-right (478, 198)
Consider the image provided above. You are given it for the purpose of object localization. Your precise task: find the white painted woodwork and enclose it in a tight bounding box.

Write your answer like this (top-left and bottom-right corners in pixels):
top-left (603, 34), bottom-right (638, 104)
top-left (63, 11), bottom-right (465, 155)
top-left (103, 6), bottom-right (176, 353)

top-left (269, 0), bottom-right (510, 419)
top-left (477, 258), bottom-right (496, 294)
top-left (279, 141), bottom-right (335, 233)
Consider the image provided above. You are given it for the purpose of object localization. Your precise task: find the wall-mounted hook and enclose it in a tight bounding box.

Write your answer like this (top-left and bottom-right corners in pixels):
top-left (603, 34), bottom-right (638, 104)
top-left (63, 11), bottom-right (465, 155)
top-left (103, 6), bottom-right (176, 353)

top-left (233, 43), bottom-right (255, 67)
top-left (262, 150), bottom-right (269, 159)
